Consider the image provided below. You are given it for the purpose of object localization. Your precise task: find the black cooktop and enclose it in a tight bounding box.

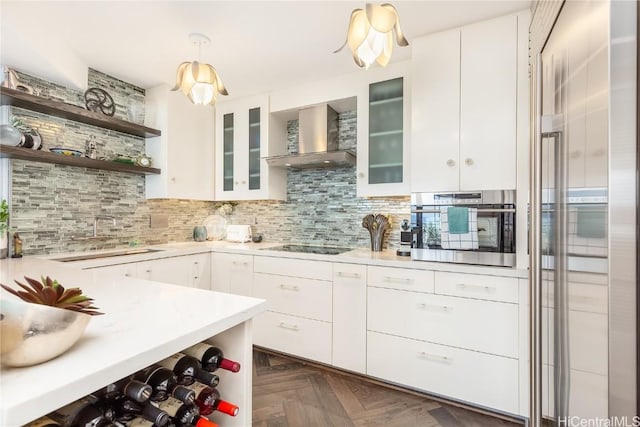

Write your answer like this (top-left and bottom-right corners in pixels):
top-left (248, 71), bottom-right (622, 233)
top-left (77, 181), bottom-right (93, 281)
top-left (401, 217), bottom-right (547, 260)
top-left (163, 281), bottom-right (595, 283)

top-left (265, 244), bottom-right (354, 255)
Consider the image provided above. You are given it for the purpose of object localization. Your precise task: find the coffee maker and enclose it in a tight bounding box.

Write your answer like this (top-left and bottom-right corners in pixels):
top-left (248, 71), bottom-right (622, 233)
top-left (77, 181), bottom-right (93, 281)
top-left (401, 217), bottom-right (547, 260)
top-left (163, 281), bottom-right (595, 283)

top-left (396, 218), bottom-right (412, 257)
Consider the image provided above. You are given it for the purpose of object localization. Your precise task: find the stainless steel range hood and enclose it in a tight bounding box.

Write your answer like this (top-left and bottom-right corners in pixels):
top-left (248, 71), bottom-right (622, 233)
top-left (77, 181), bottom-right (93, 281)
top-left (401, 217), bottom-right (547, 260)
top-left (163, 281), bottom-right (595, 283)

top-left (266, 104), bottom-right (356, 169)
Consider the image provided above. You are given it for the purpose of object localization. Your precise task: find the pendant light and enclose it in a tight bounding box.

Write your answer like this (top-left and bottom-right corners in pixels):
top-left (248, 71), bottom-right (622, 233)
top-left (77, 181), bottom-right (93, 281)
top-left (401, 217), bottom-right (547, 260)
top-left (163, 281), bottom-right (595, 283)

top-left (335, 3), bottom-right (409, 69)
top-left (171, 33), bottom-right (228, 106)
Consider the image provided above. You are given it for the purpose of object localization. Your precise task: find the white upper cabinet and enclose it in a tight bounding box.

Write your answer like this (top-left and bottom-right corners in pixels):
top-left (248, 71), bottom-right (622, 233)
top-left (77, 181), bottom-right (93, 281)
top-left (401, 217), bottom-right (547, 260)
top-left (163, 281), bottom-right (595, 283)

top-left (411, 29), bottom-right (461, 192)
top-left (145, 85), bottom-right (215, 200)
top-left (214, 95), bottom-right (286, 201)
top-left (357, 61), bottom-right (412, 197)
top-left (412, 13), bottom-right (522, 192)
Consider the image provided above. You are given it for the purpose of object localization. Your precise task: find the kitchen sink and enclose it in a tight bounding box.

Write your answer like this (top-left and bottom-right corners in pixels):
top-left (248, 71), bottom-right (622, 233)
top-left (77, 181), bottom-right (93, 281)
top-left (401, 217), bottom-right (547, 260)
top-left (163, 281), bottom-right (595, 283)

top-left (54, 248), bottom-right (164, 262)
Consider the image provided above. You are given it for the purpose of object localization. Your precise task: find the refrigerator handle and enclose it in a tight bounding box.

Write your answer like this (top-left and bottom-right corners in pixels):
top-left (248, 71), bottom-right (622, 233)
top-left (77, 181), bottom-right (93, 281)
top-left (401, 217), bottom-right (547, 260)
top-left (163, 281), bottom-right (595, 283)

top-left (529, 53), bottom-right (544, 427)
top-left (552, 125), bottom-right (571, 420)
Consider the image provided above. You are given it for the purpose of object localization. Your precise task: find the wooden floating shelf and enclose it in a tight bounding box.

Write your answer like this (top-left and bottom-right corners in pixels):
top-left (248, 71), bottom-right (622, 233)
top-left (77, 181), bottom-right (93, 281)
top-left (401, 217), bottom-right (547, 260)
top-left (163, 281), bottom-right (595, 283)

top-left (0, 87), bottom-right (161, 138)
top-left (0, 146), bottom-right (161, 175)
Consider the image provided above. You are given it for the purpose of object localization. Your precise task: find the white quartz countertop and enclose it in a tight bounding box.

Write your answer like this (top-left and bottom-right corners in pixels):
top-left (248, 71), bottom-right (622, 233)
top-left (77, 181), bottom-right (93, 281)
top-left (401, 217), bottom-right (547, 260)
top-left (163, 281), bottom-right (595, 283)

top-left (43, 241), bottom-right (528, 278)
top-left (0, 257), bottom-right (266, 426)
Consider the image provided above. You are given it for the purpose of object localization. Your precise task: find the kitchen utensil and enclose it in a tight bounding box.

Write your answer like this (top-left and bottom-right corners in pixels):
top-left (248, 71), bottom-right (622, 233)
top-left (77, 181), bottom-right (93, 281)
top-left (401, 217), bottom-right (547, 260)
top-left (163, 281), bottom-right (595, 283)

top-left (362, 213), bottom-right (391, 252)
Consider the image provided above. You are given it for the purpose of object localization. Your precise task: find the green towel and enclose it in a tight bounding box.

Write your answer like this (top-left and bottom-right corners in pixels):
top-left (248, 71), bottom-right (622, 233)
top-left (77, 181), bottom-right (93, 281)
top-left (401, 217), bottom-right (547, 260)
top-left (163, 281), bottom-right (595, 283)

top-left (447, 207), bottom-right (469, 234)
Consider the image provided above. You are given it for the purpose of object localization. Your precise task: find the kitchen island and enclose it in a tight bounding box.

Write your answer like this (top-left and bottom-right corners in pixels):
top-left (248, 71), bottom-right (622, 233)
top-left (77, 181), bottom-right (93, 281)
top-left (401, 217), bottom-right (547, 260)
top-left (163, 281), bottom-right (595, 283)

top-left (0, 257), bottom-right (266, 426)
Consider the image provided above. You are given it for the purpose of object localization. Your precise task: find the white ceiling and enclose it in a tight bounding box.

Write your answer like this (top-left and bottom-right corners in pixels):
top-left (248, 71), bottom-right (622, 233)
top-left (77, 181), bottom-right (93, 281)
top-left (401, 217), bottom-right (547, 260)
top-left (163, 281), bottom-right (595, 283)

top-left (1, 0), bottom-right (530, 101)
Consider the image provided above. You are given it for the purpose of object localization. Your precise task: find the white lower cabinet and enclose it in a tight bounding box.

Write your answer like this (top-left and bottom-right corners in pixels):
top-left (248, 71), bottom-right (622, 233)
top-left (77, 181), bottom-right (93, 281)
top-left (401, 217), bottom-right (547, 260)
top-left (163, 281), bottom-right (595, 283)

top-left (87, 253), bottom-right (211, 289)
top-left (243, 254), bottom-right (525, 415)
top-left (332, 263), bottom-right (367, 373)
top-left (367, 265), bottom-right (522, 415)
top-left (368, 286), bottom-right (518, 358)
top-left (253, 311), bottom-right (332, 364)
top-left (253, 273), bottom-right (332, 322)
top-left (367, 331), bottom-right (519, 414)
top-left (252, 256), bottom-right (333, 364)
top-left (211, 252), bottom-right (254, 296)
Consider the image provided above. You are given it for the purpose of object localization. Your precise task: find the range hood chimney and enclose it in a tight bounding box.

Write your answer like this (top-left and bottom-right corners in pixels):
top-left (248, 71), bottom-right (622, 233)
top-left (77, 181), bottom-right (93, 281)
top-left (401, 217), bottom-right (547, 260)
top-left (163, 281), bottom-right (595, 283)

top-left (266, 104), bottom-right (356, 169)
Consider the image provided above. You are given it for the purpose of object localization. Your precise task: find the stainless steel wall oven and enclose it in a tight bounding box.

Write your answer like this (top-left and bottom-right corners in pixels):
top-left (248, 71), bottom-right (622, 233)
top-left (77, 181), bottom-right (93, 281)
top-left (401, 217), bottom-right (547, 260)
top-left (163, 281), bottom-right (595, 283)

top-left (410, 190), bottom-right (516, 267)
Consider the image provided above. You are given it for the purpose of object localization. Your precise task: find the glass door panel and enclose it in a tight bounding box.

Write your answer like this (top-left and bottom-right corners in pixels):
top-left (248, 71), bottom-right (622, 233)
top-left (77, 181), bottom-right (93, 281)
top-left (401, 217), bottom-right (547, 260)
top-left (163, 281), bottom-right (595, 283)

top-left (369, 77), bottom-right (403, 184)
top-left (223, 113), bottom-right (234, 192)
top-left (248, 107), bottom-right (261, 190)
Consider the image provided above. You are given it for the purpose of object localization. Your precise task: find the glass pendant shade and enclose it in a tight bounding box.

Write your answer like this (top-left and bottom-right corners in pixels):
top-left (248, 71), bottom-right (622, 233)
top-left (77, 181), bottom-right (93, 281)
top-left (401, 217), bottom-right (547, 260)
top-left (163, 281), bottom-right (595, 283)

top-left (336, 3), bottom-right (408, 69)
top-left (171, 60), bottom-right (228, 106)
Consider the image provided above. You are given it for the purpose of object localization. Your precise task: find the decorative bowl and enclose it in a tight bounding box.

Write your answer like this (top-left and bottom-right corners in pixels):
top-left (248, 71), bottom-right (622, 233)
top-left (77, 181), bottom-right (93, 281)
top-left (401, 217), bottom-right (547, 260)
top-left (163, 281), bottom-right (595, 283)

top-left (0, 299), bottom-right (91, 367)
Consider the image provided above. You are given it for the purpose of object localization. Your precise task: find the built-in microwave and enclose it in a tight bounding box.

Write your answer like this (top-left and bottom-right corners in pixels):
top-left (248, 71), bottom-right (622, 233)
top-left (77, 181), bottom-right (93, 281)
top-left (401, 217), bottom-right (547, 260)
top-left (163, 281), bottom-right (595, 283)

top-left (411, 190), bottom-right (516, 267)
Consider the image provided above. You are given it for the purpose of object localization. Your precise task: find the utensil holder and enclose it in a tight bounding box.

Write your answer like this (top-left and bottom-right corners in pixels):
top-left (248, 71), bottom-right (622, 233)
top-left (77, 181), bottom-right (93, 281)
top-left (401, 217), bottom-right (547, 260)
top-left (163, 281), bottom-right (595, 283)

top-left (362, 213), bottom-right (391, 252)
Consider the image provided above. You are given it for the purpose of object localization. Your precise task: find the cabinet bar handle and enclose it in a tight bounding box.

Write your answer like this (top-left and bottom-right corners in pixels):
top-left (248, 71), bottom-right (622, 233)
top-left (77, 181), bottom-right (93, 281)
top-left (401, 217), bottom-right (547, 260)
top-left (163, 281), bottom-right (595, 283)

top-left (337, 271), bottom-right (361, 279)
top-left (278, 322), bottom-right (299, 331)
top-left (457, 283), bottom-right (495, 292)
top-left (417, 303), bottom-right (452, 312)
top-left (279, 284), bottom-right (299, 291)
top-left (232, 261), bottom-right (249, 266)
top-left (418, 351), bottom-right (453, 364)
top-left (383, 276), bottom-right (413, 284)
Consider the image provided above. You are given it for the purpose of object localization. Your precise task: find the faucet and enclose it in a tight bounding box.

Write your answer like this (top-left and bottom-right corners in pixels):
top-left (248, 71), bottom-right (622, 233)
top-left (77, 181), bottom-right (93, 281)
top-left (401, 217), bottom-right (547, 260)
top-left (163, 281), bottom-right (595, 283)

top-left (94, 215), bottom-right (116, 237)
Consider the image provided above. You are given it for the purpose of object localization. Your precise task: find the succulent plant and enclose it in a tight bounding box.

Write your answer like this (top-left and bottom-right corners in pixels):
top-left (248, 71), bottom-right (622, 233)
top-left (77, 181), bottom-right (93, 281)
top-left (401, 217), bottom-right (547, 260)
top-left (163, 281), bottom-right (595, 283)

top-left (1, 276), bottom-right (103, 316)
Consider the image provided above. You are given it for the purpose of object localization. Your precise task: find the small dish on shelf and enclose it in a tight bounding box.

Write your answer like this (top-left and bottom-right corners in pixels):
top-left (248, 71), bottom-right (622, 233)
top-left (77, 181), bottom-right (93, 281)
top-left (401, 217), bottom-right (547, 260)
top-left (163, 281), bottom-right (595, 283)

top-left (49, 147), bottom-right (83, 157)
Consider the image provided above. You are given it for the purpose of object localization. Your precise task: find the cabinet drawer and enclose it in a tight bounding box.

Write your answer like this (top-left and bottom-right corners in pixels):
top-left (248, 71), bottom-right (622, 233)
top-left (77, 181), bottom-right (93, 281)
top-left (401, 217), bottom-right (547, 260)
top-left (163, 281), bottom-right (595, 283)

top-left (435, 272), bottom-right (518, 303)
top-left (253, 273), bottom-right (332, 322)
top-left (253, 311), bottom-right (332, 364)
top-left (334, 263), bottom-right (367, 283)
top-left (254, 256), bottom-right (332, 281)
top-left (368, 266), bottom-right (434, 293)
top-left (367, 332), bottom-right (519, 414)
top-left (368, 287), bottom-right (518, 357)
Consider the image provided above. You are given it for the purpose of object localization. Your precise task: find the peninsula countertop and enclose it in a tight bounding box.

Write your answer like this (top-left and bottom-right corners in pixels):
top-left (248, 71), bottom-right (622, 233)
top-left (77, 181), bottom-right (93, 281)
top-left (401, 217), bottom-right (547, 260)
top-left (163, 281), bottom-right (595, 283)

top-left (0, 256), bottom-right (266, 426)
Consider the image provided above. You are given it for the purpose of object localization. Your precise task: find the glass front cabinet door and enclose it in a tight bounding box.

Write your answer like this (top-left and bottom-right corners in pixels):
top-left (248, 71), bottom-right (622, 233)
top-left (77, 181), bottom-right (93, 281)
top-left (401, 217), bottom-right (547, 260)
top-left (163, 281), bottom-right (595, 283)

top-left (215, 96), bottom-right (286, 201)
top-left (357, 70), bottom-right (411, 197)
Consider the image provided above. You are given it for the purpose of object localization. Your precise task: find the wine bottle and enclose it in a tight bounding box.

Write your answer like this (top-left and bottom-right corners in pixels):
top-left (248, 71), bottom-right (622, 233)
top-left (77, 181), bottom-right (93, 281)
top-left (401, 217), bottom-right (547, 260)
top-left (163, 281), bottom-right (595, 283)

top-left (134, 365), bottom-right (196, 404)
top-left (183, 343), bottom-right (241, 373)
top-left (150, 397), bottom-right (200, 426)
top-left (23, 416), bottom-right (61, 427)
top-left (157, 353), bottom-right (219, 387)
top-left (114, 398), bottom-right (170, 426)
top-left (97, 377), bottom-right (152, 403)
top-left (184, 381), bottom-right (239, 417)
top-left (48, 396), bottom-right (118, 427)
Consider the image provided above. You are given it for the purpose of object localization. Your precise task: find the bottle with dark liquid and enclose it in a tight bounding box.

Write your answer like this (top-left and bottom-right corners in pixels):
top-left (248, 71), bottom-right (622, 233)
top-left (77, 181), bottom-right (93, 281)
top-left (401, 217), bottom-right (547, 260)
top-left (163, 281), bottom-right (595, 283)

top-left (182, 343), bottom-right (241, 373)
top-left (184, 381), bottom-right (239, 417)
top-left (114, 398), bottom-right (171, 426)
top-left (157, 353), bottom-right (219, 387)
top-left (150, 397), bottom-right (218, 427)
top-left (96, 377), bottom-right (152, 403)
top-left (134, 365), bottom-right (196, 403)
top-left (48, 397), bottom-right (118, 427)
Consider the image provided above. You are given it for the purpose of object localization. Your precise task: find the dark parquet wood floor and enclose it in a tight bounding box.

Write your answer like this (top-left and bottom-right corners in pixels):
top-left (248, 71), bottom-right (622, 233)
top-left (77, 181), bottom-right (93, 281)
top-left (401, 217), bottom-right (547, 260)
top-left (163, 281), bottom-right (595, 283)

top-left (252, 349), bottom-right (523, 427)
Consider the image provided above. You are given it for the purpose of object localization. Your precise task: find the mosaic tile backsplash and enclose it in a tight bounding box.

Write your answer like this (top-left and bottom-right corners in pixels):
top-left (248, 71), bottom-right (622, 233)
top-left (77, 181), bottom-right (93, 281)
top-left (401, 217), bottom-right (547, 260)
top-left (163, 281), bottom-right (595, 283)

top-left (6, 69), bottom-right (409, 255)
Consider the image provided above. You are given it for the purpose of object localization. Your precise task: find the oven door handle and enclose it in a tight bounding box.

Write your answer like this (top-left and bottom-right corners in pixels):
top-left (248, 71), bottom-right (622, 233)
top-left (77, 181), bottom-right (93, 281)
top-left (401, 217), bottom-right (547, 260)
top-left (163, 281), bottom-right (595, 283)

top-left (411, 208), bottom-right (516, 213)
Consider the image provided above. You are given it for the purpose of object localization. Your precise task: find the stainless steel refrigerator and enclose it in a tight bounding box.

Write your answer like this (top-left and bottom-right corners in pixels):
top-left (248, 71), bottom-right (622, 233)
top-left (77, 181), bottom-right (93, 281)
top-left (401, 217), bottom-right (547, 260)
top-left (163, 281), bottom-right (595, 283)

top-left (529, 0), bottom-right (638, 425)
